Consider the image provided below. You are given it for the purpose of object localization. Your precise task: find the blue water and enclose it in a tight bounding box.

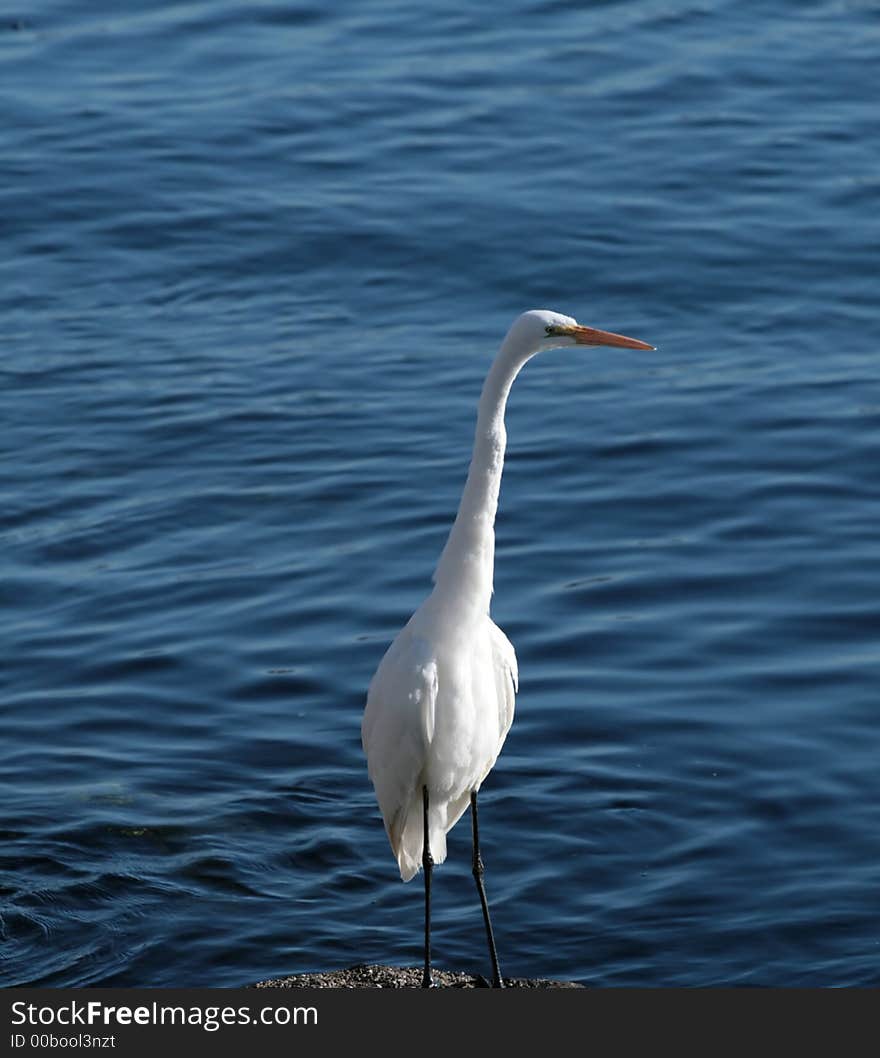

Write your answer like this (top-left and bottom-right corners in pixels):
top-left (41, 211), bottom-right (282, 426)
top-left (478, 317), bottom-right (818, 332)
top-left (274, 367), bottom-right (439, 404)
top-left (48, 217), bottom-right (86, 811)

top-left (2, 0), bottom-right (878, 988)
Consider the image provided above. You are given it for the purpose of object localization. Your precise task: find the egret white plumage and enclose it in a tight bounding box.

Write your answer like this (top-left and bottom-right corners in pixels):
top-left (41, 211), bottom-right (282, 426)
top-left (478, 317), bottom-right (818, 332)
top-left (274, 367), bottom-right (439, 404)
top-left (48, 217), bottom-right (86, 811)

top-left (362, 309), bottom-right (654, 987)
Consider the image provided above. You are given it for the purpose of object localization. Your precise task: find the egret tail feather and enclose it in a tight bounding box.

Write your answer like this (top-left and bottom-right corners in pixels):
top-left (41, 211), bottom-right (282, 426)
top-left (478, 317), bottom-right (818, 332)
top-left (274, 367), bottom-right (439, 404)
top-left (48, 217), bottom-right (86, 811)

top-left (394, 792), bottom-right (448, 882)
top-left (393, 785), bottom-right (474, 882)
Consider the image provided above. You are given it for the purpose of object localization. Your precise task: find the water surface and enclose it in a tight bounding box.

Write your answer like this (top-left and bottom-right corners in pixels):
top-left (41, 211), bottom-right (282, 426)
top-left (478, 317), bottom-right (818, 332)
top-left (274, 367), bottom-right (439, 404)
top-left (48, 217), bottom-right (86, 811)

top-left (2, 0), bottom-right (878, 986)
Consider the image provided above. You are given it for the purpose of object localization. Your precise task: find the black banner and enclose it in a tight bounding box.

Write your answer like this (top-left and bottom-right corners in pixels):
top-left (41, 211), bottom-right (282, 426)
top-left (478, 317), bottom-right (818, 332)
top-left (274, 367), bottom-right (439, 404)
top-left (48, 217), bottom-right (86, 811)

top-left (1, 987), bottom-right (876, 1056)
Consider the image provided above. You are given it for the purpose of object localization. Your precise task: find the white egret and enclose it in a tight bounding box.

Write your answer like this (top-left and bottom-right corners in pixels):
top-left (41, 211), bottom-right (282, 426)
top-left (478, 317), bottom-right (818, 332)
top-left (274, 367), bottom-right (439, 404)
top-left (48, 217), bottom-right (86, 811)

top-left (362, 309), bottom-right (654, 988)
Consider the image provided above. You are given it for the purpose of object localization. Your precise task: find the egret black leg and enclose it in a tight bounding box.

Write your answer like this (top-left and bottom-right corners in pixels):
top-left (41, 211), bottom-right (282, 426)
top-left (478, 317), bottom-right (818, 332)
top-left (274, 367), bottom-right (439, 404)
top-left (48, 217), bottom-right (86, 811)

top-left (422, 785), bottom-right (434, 988)
top-left (471, 790), bottom-right (504, 988)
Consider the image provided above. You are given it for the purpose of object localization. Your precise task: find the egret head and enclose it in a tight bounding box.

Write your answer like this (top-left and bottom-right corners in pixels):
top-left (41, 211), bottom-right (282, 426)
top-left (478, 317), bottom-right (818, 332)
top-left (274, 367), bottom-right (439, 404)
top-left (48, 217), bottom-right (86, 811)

top-left (506, 308), bottom-right (654, 359)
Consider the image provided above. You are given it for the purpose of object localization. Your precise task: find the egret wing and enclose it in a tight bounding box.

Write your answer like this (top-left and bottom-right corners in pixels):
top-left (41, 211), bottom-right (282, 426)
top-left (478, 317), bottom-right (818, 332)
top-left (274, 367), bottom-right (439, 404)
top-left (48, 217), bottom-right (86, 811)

top-left (488, 619), bottom-right (518, 753)
top-left (362, 630), bottom-right (438, 877)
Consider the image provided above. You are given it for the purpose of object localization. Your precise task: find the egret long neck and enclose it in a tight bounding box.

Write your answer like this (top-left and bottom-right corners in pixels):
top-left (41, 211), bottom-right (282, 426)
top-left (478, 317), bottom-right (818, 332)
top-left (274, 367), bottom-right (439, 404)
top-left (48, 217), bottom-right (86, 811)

top-left (432, 342), bottom-right (527, 617)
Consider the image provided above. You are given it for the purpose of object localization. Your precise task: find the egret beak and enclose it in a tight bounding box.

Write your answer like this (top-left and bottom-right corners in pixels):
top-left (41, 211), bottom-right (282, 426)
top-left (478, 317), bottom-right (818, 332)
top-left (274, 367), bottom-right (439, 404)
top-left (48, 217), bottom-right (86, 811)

top-left (548, 323), bottom-right (655, 351)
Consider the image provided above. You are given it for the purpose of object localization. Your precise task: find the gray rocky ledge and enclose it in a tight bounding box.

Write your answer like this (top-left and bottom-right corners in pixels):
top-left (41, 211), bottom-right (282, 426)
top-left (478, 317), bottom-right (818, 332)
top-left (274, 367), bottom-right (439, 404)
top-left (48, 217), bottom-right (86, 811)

top-left (254, 963), bottom-right (584, 989)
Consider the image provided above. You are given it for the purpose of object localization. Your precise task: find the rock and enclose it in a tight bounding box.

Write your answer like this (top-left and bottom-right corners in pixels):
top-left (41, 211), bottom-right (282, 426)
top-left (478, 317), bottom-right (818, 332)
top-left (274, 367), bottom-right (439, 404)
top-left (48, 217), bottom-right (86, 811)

top-left (253, 963), bottom-right (584, 988)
